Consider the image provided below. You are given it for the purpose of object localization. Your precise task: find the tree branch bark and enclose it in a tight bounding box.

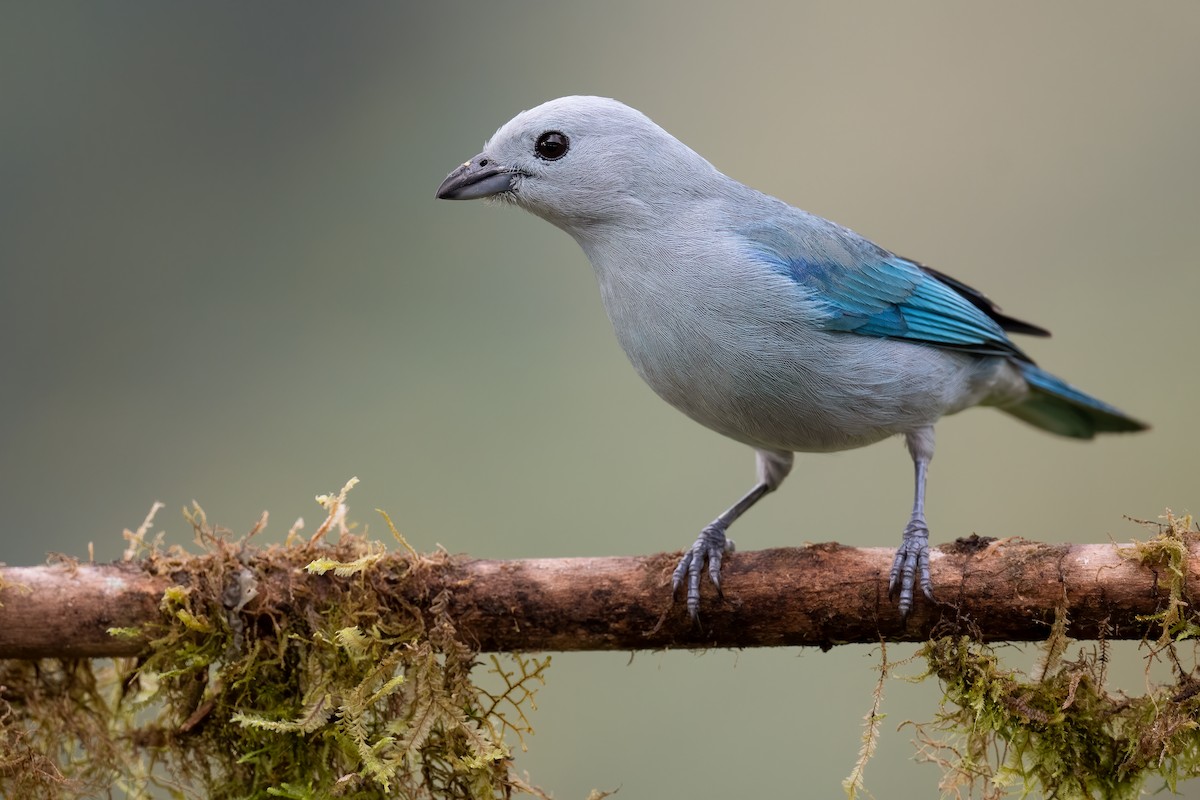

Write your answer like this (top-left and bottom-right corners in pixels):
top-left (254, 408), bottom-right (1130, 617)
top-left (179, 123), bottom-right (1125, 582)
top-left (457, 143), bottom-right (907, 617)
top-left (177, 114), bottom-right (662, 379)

top-left (0, 537), bottom-right (1185, 659)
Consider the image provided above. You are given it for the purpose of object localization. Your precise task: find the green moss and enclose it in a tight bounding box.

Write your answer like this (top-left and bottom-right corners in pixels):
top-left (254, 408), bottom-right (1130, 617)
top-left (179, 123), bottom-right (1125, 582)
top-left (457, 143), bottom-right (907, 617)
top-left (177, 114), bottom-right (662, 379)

top-left (911, 511), bottom-right (1200, 799)
top-left (0, 480), bottom-right (550, 799)
top-left (1129, 510), bottom-right (1200, 644)
top-left (7, 487), bottom-right (1200, 799)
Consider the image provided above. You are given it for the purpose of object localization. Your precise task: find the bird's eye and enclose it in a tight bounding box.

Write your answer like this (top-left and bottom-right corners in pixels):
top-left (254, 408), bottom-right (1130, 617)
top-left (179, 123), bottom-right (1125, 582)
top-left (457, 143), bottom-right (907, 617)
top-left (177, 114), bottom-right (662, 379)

top-left (535, 131), bottom-right (569, 161)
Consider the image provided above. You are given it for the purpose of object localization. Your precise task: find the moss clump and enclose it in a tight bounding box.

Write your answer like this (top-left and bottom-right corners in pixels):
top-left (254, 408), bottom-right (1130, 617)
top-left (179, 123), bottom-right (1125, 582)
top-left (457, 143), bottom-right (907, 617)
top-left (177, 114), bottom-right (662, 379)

top-left (0, 479), bottom-right (550, 799)
top-left (912, 511), bottom-right (1200, 799)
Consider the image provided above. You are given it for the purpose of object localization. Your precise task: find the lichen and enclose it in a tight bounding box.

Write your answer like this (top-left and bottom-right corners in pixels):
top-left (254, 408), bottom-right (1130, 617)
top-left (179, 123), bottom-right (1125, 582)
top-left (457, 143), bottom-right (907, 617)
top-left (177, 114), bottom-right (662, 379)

top-left (0, 479), bottom-right (550, 799)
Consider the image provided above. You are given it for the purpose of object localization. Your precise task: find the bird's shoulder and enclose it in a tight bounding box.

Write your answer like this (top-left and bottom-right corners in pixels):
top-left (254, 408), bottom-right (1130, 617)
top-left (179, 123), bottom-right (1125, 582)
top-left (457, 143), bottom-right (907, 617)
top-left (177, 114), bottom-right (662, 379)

top-left (727, 199), bottom-right (1033, 359)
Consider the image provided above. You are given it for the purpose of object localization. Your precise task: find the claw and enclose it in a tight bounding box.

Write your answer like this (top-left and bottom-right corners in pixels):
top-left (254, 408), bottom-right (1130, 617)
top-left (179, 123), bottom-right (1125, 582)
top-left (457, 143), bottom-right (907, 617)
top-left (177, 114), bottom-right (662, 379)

top-left (672, 522), bottom-right (731, 619)
top-left (888, 517), bottom-right (933, 618)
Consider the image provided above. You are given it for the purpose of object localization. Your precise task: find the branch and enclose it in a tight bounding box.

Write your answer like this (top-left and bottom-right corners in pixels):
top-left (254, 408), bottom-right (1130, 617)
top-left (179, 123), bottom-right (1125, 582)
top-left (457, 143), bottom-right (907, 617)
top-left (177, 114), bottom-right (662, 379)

top-left (0, 536), bottom-right (1185, 659)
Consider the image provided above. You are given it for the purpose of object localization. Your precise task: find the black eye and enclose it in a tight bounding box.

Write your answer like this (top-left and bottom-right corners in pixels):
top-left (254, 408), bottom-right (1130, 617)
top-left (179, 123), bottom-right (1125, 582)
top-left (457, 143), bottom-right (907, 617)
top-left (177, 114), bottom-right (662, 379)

top-left (535, 131), bottom-right (569, 160)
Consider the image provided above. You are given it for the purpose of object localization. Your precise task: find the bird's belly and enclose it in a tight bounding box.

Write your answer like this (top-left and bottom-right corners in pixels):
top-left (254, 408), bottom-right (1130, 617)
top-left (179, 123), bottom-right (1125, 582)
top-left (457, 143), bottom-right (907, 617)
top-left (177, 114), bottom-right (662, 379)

top-left (615, 320), bottom-right (1006, 453)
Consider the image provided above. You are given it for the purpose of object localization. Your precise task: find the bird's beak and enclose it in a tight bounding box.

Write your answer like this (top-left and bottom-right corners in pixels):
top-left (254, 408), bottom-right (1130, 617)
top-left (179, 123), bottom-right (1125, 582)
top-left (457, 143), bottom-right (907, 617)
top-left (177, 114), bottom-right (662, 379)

top-left (436, 154), bottom-right (517, 200)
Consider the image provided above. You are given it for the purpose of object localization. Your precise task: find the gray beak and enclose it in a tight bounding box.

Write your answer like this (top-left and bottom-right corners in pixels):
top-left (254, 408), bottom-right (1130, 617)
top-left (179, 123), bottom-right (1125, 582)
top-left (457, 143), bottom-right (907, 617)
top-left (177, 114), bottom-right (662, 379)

top-left (436, 154), bottom-right (518, 200)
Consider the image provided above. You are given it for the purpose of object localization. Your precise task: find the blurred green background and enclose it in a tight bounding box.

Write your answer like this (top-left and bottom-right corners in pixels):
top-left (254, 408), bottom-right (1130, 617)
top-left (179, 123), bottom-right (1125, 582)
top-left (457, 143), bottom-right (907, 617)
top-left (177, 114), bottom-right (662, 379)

top-left (3, 2), bottom-right (1198, 797)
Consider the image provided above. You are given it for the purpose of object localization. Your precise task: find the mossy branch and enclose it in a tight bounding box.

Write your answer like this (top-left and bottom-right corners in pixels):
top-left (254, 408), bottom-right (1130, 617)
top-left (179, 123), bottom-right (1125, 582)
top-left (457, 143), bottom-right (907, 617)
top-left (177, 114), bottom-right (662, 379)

top-left (0, 535), bottom-right (1191, 658)
top-left (0, 488), bottom-right (1195, 799)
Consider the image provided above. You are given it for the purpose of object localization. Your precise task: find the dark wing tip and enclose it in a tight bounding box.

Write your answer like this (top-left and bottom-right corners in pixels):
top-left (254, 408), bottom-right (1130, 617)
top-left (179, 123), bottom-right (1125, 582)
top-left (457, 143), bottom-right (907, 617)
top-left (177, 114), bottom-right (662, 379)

top-left (990, 313), bottom-right (1051, 338)
top-left (918, 263), bottom-right (1051, 338)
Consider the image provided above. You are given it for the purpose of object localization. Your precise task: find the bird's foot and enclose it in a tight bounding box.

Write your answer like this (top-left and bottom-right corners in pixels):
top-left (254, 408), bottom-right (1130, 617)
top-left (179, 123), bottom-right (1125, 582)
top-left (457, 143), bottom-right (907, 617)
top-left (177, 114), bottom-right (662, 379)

top-left (887, 516), bottom-right (934, 618)
top-left (672, 521), bottom-right (735, 620)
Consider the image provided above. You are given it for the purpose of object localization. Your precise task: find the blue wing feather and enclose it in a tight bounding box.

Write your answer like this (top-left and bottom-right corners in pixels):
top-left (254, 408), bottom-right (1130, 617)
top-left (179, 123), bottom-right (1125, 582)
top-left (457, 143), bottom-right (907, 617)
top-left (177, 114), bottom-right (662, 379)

top-left (738, 216), bottom-right (1034, 360)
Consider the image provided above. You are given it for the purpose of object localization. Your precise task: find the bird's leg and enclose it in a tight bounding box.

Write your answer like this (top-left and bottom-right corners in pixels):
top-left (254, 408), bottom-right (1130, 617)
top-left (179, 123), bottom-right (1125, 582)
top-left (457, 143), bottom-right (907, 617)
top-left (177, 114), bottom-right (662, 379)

top-left (889, 426), bottom-right (936, 617)
top-left (672, 483), bottom-right (767, 614)
top-left (673, 449), bottom-right (793, 619)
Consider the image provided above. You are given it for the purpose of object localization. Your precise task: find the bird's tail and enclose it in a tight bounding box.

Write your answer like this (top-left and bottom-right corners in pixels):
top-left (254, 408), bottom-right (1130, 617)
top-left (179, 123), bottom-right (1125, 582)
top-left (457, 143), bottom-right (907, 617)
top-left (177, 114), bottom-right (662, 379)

top-left (1001, 363), bottom-right (1148, 439)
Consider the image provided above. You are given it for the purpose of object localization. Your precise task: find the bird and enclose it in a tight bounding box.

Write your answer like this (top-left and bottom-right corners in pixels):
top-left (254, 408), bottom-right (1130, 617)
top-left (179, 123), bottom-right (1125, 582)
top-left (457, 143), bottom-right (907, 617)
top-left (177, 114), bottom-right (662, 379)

top-left (435, 95), bottom-right (1147, 620)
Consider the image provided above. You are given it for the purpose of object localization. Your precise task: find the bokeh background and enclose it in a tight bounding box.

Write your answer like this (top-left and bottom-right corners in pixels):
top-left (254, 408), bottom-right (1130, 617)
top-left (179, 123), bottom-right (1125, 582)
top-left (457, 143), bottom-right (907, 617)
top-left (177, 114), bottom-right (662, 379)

top-left (3, 2), bottom-right (1198, 797)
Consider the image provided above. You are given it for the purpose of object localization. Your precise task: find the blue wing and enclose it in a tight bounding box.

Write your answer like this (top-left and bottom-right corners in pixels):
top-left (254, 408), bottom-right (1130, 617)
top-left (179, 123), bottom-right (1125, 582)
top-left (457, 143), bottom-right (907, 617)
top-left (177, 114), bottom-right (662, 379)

top-left (738, 215), bottom-right (1045, 361)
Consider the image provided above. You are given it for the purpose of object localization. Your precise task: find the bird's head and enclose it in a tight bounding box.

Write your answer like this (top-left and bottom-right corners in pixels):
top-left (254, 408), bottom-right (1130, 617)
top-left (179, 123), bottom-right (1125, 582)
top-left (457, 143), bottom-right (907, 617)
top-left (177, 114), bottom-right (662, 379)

top-left (436, 95), bottom-right (718, 233)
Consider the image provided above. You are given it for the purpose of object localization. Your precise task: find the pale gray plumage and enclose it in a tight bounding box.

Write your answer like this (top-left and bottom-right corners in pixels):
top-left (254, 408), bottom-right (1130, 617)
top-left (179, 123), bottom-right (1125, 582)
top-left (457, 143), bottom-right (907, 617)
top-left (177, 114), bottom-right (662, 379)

top-left (436, 95), bottom-right (1147, 619)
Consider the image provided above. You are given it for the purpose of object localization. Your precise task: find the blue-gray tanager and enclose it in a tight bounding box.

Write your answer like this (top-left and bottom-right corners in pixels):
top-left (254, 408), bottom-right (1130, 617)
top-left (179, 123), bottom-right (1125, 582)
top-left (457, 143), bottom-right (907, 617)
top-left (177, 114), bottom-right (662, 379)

top-left (436, 96), bottom-right (1147, 619)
